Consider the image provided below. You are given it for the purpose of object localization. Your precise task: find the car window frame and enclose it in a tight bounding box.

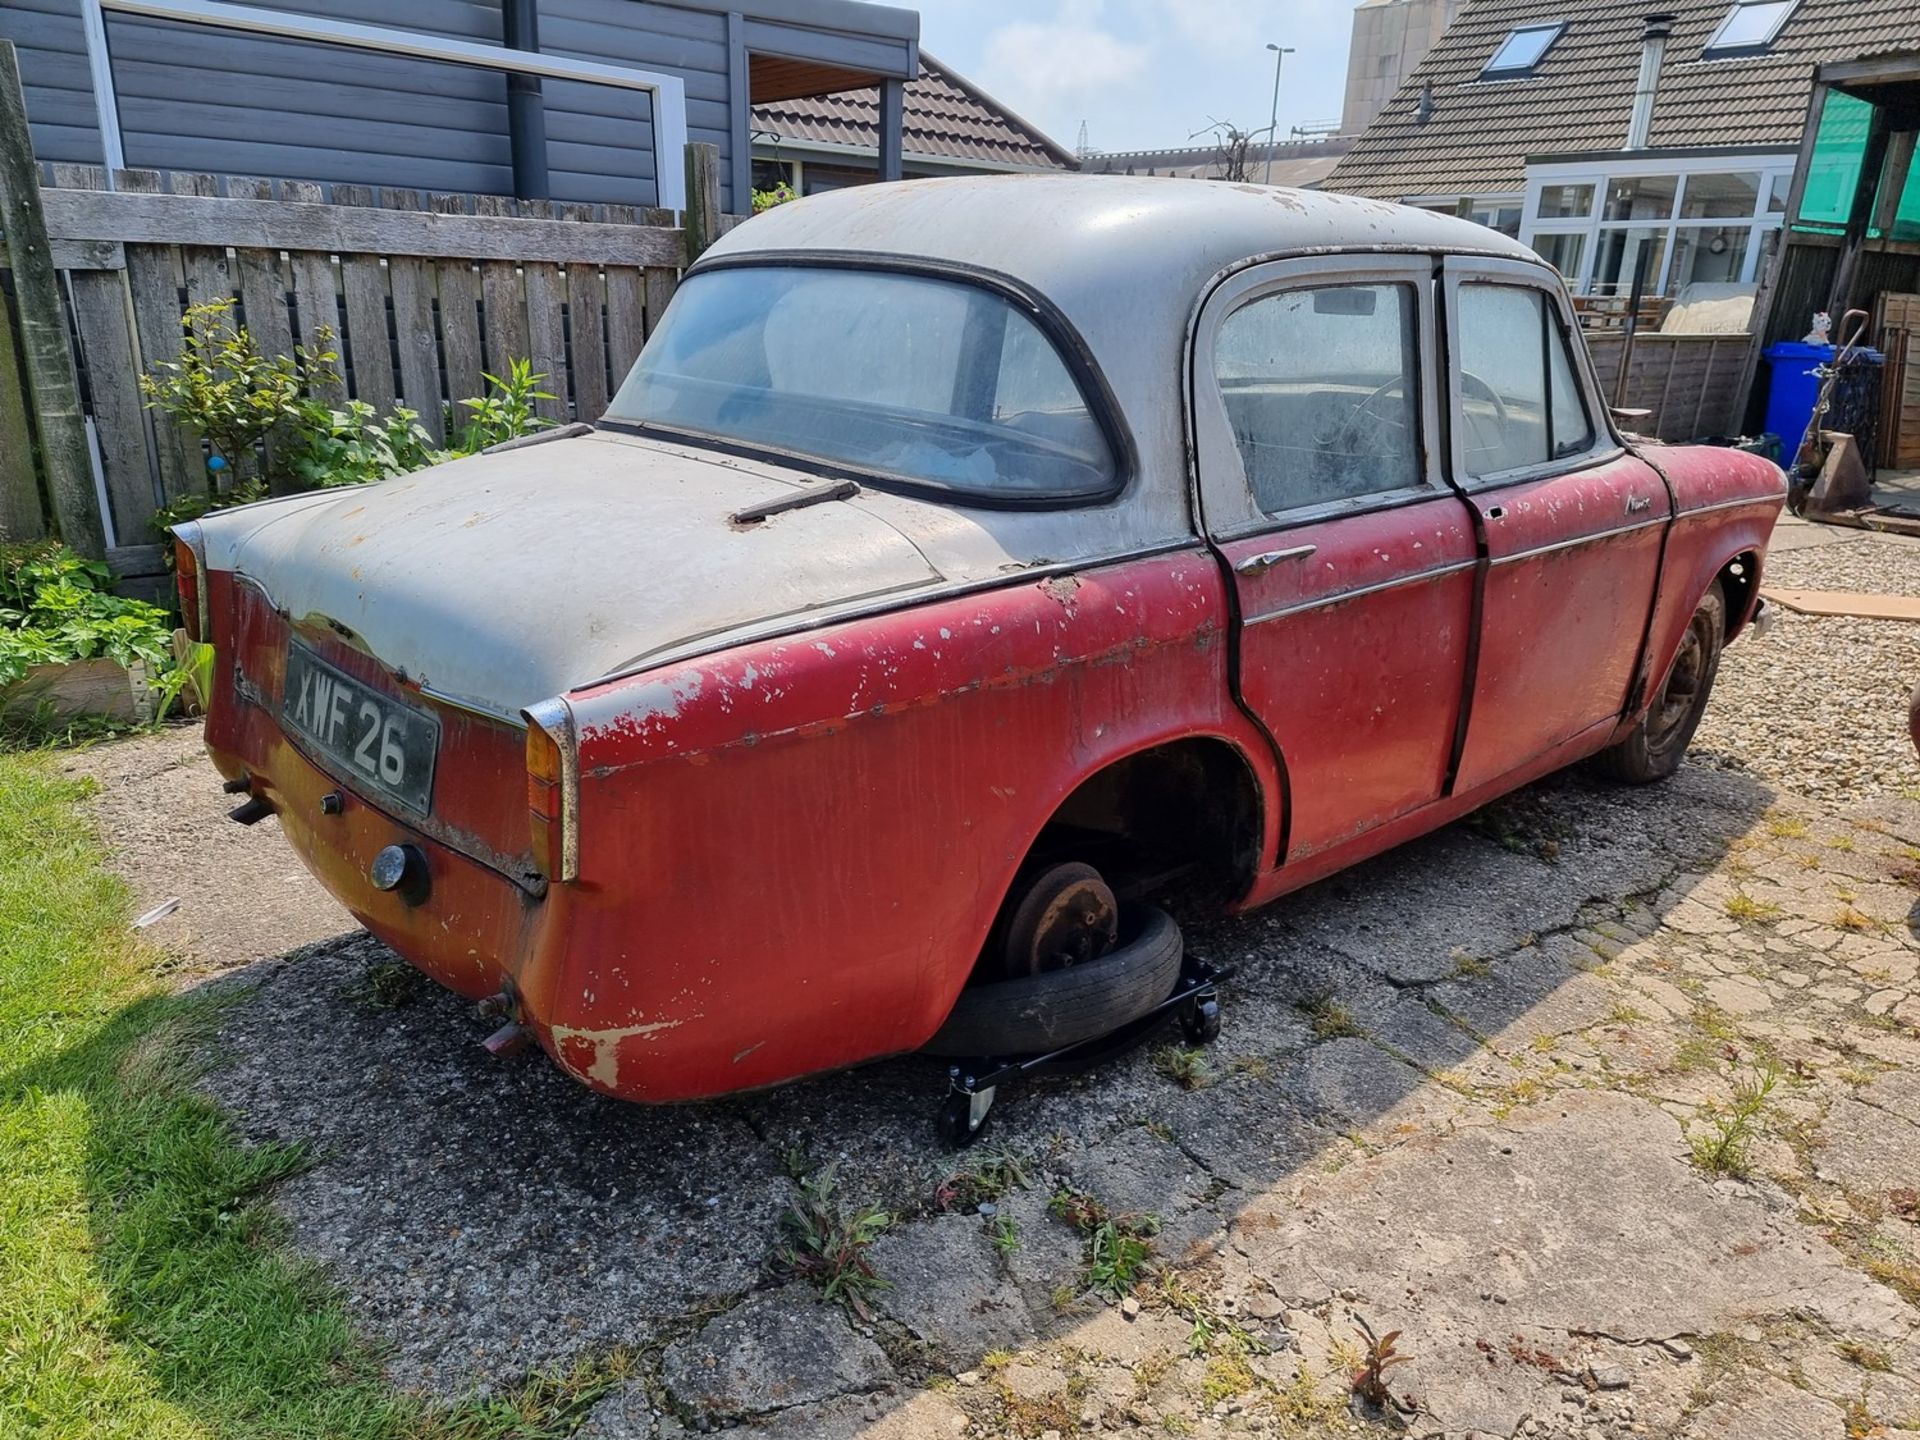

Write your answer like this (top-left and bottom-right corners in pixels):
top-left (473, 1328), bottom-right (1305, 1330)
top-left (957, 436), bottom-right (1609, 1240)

top-left (600, 249), bottom-right (1140, 513)
top-left (1190, 254), bottom-right (1443, 540)
top-left (1440, 255), bottom-right (1621, 494)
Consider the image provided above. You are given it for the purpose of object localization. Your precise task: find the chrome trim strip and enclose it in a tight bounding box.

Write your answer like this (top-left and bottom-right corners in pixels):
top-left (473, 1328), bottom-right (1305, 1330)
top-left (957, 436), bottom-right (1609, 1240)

top-left (1487, 514), bottom-right (1666, 566)
top-left (1242, 558), bottom-right (1477, 626)
top-left (1674, 492), bottom-right (1785, 519)
top-left (523, 697), bottom-right (581, 884)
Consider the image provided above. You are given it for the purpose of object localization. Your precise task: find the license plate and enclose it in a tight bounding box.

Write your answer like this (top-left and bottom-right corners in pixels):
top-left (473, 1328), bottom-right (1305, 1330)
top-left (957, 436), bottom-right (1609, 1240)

top-left (282, 640), bottom-right (439, 816)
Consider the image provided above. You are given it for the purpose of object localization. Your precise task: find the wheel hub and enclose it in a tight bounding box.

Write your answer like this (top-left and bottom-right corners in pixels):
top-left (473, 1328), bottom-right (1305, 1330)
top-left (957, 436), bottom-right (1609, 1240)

top-left (999, 862), bottom-right (1119, 979)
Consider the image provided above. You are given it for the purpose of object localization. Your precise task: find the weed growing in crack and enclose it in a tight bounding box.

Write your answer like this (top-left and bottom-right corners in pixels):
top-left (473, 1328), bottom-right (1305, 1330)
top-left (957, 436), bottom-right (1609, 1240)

top-left (775, 1164), bottom-right (891, 1320)
top-left (1839, 1340), bottom-right (1893, 1373)
top-left (1834, 906), bottom-right (1878, 933)
top-left (988, 1213), bottom-right (1021, 1257)
top-left (1724, 892), bottom-right (1782, 923)
top-left (1687, 1063), bottom-right (1780, 1177)
top-left (1298, 994), bottom-right (1363, 1041)
top-left (1349, 1317), bottom-right (1414, 1416)
top-left (1450, 951), bottom-right (1492, 980)
top-left (932, 1149), bottom-right (1029, 1214)
top-left (1157, 1273), bottom-right (1269, 1360)
top-left (1151, 1044), bottom-right (1212, 1090)
top-left (354, 957), bottom-right (426, 1008)
top-left (1049, 1188), bottom-right (1157, 1299)
top-left (1765, 812), bottom-right (1810, 839)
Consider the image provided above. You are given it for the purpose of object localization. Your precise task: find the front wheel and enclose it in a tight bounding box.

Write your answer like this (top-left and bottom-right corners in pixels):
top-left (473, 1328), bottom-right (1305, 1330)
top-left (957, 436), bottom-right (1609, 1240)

top-left (1593, 585), bottom-right (1727, 784)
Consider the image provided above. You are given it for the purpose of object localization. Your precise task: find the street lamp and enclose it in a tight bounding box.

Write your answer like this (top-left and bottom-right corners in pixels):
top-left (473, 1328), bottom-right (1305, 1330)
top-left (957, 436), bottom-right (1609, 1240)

top-left (1264, 42), bottom-right (1295, 186)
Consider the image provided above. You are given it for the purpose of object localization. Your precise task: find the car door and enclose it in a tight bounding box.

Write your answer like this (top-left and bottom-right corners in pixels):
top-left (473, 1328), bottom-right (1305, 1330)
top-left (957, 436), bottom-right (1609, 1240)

top-left (1193, 256), bottom-right (1478, 864)
top-left (1441, 257), bottom-right (1670, 795)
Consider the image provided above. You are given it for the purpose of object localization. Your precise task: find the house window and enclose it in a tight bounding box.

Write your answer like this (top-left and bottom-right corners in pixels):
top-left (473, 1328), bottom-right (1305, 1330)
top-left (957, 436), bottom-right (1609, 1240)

top-left (1523, 158), bottom-right (1793, 299)
top-left (1481, 23), bottom-right (1565, 77)
top-left (1537, 184), bottom-right (1595, 220)
top-left (1703, 0), bottom-right (1801, 56)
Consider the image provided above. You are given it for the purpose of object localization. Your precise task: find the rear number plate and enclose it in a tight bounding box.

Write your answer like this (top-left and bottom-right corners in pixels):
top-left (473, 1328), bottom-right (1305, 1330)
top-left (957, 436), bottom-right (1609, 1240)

top-left (282, 640), bottom-right (439, 815)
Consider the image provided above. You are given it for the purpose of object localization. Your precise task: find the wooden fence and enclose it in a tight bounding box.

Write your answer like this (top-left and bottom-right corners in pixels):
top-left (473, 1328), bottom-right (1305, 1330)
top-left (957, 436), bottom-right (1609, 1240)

top-left (0, 43), bottom-right (730, 594)
top-left (1584, 332), bottom-right (1752, 444)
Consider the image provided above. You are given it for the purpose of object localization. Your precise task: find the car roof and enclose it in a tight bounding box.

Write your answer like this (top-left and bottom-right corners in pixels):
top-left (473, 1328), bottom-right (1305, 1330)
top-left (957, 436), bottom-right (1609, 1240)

top-left (703, 173), bottom-right (1541, 320)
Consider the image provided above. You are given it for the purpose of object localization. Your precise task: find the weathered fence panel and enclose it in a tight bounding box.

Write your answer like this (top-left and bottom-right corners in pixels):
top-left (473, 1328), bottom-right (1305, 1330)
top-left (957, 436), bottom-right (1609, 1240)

top-left (1584, 332), bottom-right (1751, 443)
top-left (1, 161), bottom-right (703, 579)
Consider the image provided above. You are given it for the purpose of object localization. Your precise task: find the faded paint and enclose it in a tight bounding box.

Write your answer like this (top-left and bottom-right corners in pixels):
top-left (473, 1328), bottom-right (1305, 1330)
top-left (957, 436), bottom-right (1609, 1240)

top-left (186, 178), bottom-right (1787, 1108)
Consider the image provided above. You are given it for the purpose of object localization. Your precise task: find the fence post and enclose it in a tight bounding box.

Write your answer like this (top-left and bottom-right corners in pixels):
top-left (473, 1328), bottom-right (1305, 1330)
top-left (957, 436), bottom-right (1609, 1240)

top-left (0, 274), bottom-right (42, 542)
top-left (682, 141), bottom-right (723, 263)
top-left (0, 42), bottom-right (104, 557)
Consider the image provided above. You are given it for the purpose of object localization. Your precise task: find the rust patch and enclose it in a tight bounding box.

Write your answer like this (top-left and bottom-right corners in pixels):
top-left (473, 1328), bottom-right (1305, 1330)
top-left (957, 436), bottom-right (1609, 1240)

top-left (1041, 575), bottom-right (1082, 616)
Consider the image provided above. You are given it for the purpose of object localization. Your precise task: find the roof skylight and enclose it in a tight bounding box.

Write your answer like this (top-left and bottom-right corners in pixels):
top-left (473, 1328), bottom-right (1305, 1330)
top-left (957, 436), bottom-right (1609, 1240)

top-left (1703, 0), bottom-right (1800, 55)
top-left (1481, 22), bottom-right (1566, 77)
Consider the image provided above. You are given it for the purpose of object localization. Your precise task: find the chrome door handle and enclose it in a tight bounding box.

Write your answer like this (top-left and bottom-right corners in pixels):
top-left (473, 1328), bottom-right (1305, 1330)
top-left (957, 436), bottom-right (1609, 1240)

top-left (1235, 544), bottom-right (1316, 577)
top-left (1625, 495), bottom-right (1652, 515)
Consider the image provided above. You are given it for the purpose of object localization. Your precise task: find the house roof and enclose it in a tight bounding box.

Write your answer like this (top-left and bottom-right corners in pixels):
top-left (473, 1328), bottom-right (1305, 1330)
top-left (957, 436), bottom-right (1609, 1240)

top-left (750, 53), bottom-right (1076, 172)
top-left (1328, 0), bottom-right (1920, 200)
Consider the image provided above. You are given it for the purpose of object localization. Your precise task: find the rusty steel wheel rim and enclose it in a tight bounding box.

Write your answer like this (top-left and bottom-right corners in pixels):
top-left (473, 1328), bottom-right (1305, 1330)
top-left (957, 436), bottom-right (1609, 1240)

top-left (999, 862), bottom-right (1120, 979)
top-left (1650, 619), bottom-right (1707, 747)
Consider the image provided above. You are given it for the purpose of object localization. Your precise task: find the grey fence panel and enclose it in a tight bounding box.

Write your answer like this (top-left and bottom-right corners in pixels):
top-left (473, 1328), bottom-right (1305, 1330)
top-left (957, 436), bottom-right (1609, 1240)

top-left (12, 160), bottom-right (708, 579)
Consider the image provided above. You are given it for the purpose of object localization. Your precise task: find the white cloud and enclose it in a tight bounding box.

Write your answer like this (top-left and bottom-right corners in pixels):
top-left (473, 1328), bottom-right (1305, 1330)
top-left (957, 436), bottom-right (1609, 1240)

top-left (979, 14), bottom-right (1151, 103)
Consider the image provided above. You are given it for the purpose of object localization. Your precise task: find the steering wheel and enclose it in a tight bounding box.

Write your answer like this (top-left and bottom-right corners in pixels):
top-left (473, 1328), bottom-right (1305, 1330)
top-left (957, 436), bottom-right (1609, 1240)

top-left (1318, 377), bottom-right (1413, 455)
top-left (1459, 370), bottom-right (1511, 430)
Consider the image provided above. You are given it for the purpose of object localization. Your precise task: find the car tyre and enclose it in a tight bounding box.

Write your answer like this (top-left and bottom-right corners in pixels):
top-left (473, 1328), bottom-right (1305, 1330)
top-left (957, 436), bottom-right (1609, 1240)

top-left (1593, 584), bottom-right (1726, 785)
top-left (923, 905), bottom-right (1183, 1058)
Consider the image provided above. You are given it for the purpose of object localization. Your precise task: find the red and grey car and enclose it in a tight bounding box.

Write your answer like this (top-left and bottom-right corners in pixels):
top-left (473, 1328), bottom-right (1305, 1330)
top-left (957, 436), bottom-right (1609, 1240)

top-left (174, 176), bottom-right (1785, 1112)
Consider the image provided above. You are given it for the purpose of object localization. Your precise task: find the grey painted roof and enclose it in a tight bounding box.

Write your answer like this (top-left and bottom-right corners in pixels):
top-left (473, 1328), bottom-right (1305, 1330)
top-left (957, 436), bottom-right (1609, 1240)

top-left (1328, 0), bottom-right (1920, 200)
top-left (751, 54), bottom-right (1075, 171)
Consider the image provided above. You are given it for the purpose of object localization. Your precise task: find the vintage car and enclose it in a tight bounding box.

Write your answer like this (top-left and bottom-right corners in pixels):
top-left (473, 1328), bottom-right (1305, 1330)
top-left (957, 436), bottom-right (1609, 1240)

top-left (176, 177), bottom-right (1785, 1128)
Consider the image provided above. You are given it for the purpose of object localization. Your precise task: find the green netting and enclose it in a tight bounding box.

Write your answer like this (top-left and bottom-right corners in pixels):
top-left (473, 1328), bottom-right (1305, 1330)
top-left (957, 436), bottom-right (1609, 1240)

top-left (1796, 90), bottom-right (1873, 230)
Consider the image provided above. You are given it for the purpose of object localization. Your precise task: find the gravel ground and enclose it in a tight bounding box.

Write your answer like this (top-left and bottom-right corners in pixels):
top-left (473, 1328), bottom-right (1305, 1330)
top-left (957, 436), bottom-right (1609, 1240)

top-left (1694, 523), bottom-right (1920, 804)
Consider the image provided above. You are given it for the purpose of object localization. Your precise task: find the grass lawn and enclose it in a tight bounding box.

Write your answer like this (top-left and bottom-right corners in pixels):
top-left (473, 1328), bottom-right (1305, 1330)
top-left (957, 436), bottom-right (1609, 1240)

top-left (0, 751), bottom-right (618, 1439)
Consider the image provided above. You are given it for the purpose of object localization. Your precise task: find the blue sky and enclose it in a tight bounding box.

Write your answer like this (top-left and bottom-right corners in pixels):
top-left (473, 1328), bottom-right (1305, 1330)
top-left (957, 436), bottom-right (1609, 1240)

top-left (910, 0), bottom-right (1362, 157)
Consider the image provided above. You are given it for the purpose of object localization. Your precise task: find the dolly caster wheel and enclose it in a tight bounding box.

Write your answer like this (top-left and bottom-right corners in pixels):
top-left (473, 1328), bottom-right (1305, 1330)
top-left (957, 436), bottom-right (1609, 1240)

top-left (1179, 989), bottom-right (1222, 1046)
top-left (938, 1080), bottom-right (996, 1148)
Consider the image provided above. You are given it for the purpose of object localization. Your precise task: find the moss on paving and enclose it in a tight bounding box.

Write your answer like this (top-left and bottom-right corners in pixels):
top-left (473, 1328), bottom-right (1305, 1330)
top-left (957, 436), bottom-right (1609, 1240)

top-left (0, 752), bottom-right (612, 1439)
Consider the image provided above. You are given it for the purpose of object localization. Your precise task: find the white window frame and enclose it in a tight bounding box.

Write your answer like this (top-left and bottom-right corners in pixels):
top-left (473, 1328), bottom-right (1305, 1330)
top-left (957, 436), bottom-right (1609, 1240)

top-left (1703, 0), bottom-right (1802, 57)
top-left (85, 0), bottom-right (690, 208)
top-left (1480, 22), bottom-right (1567, 78)
top-left (1518, 151), bottom-right (1796, 297)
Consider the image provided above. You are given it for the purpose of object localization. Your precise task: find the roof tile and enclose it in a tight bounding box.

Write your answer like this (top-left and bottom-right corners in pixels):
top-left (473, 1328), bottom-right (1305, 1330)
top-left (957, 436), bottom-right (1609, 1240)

top-left (1328, 0), bottom-right (1920, 198)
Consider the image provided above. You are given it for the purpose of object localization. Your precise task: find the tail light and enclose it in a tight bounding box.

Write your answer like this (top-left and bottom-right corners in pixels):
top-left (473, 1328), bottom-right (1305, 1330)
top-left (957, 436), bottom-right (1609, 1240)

top-left (171, 526), bottom-right (208, 641)
top-left (523, 699), bottom-right (579, 883)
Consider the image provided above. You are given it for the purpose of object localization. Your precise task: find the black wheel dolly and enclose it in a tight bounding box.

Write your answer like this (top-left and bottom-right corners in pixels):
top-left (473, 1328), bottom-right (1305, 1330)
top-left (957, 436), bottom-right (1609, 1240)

top-left (935, 953), bottom-right (1232, 1148)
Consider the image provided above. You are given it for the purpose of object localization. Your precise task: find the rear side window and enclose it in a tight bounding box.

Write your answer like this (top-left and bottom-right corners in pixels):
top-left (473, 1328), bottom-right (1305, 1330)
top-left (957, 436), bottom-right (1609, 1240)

top-left (1455, 284), bottom-right (1596, 479)
top-left (606, 266), bottom-right (1116, 502)
top-left (1213, 283), bottom-right (1423, 514)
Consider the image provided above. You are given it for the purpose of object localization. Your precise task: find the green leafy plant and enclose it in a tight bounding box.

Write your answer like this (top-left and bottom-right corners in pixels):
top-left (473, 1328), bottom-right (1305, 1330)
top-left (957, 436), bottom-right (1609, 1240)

top-left (1050, 1188), bottom-right (1157, 1299)
top-left (933, 1150), bottom-right (1029, 1213)
top-left (150, 477), bottom-right (270, 549)
top-left (456, 360), bottom-right (556, 453)
top-left (285, 399), bottom-right (445, 488)
top-left (988, 1212), bottom-right (1020, 1256)
top-left (0, 542), bottom-right (176, 689)
top-left (752, 181), bottom-right (798, 213)
top-left (776, 1164), bottom-right (891, 1319)
top-left (1689, 1062), bottom-right (1780, 1177)
top-left (139, 298), bottom-right (340, 486)
top-left (1151, 1044), bottom-right (1212, 1090)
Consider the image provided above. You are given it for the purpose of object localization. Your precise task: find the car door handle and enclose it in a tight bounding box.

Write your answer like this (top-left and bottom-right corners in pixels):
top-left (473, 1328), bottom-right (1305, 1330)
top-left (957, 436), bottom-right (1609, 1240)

top-left (1235, 544), bottom-right (1317, 577)
top-left (1625, 495), bottom-right (1652, 515)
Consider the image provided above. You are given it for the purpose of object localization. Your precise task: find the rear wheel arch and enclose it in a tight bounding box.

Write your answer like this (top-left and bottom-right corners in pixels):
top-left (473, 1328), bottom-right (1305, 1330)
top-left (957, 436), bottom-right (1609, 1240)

top-left (1006, 735), bottom-right (1267, 917)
